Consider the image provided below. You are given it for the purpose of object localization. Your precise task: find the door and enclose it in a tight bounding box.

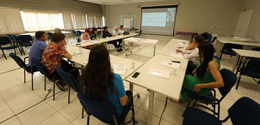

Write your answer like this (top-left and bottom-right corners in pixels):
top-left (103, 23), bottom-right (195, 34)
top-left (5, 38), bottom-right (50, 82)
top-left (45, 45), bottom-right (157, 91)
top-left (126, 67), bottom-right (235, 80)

top-left (235, 10), bottom-right (253, 38)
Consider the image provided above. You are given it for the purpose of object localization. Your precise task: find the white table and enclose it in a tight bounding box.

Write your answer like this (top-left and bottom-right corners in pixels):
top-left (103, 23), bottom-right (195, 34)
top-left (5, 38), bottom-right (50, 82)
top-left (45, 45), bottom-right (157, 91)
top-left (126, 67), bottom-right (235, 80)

top-left (126, 55), bottom-right (188, 125)
top-left (19, 33), bottom-right (35, 37)
top-left (123, 38), bottom-right (158, 57)
top-left (157, 38), bottom-right (189, 56)
top-left (69, 34), bottom-right (138, 48)
top-left (66, 45), bottom-right (144, 80)
top-left (232, 49), bottom-right (260, 72)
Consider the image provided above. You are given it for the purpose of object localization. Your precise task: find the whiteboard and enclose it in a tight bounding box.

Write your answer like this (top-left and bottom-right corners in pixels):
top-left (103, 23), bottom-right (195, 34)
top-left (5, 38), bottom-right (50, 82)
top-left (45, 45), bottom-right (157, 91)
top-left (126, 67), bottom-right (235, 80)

top-left (123, 17), bottom-right (131, 29)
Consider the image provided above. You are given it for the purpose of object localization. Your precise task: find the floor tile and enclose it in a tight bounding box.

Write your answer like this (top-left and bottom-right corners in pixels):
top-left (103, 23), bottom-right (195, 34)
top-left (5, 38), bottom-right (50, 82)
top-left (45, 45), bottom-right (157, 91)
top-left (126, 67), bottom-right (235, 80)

top-left (38, 112), bottom-right (70, 125)
top-left (72, 114), bottom-right (101, 125)
top-left (58, 99), bottom-right (82, 122)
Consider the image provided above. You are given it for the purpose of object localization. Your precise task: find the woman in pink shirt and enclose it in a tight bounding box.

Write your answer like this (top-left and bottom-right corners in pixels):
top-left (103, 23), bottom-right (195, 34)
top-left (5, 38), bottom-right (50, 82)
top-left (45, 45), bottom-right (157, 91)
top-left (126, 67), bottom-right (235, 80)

top-left (81, 28), bottom-right (91, 40)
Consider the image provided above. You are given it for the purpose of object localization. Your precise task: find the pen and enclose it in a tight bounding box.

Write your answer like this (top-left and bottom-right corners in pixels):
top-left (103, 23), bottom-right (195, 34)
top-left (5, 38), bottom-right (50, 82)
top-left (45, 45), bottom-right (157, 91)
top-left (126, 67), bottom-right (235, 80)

top-left (172, 61), bottom-right (181, 63)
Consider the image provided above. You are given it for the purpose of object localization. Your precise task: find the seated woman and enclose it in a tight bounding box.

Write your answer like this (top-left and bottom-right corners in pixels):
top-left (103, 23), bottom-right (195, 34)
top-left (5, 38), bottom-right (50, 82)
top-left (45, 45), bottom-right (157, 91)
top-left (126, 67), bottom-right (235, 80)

top-left (90, 28), bottom-right (99, 40)
top-left (103, 26), bottom-right (122, 52)
top-left (181, 42), bottom-right (224, 103)
top-left (81, 28), bottom-right (94, 49)
top-left (81, 28), bottom-right (91, 41)
top-left (176, 33), bottom-right (199, 53)
top-left (80, 45), bottom-right (132, 116)
top-left (42, 33), bottom-right (79, 91)
top-left (118, 25), bottom-right (124, 35)
top-left (112, 26), bottom-right (123, 47)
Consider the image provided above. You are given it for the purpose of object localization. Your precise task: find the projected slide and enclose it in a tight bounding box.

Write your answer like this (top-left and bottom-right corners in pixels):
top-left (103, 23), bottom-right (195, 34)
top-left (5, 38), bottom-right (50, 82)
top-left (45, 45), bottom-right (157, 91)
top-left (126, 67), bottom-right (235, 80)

top-left (141, 6), bottom-right (177, 35)
top-left (142, 12), bottom-right (167, 27)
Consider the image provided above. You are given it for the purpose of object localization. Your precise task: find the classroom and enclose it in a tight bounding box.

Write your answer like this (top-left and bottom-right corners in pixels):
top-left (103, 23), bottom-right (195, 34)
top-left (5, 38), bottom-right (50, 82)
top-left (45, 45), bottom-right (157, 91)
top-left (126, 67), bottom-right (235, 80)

top-left (0, 0), bottom-right (260, 125)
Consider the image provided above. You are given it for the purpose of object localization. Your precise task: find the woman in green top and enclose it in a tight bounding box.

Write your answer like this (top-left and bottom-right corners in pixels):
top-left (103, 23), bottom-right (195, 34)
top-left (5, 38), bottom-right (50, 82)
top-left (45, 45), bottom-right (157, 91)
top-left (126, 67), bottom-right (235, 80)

top-left (90, 28), bottom-right (98, 40)
top-left (181, 42), bottom-right (224, 103)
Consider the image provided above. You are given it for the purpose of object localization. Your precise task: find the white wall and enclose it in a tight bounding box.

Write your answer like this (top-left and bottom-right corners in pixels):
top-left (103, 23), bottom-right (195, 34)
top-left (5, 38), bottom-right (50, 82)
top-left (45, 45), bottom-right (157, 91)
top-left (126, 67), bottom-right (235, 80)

top-left (107, 0), bottom-right (244, 36)
top-left (241, 0), bottom-right (260, 41)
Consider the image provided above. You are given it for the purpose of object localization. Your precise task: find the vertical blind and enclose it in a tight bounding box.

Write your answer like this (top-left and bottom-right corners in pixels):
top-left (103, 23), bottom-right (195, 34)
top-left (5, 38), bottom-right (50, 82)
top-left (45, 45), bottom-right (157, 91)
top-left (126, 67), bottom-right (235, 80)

top-left (87, 15), bottom-right (103, 28)
top-left (72, 13), bottom-right (87, 29)
top-left (95, 15), bottom-right (102, 27)
top-left (0, 8), bottom-right (25, 34)
top-left (22, 10), bottom-right (62, 31)
top-left (62, 13), bottom-right (74, 30)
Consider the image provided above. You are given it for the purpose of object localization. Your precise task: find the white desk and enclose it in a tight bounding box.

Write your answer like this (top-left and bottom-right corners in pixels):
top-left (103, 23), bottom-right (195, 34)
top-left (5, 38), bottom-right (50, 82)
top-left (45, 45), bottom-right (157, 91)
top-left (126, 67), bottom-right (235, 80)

top-left (124, 38), bottom-right (158, 57)
top-left (157, 38), bottom-right (189, 57)
top-left (66, 45), bottom-right (144, 80)
top-left (69, 34), bottom-right (137, 48)
top-left (19, 33), bottom-right (35, 37)
top-left (232, 49), bottom-right (260, 72)
top-left (126, 55), bottom-right (188, 125)
top-left (217, 38), bottom-right (260, 51)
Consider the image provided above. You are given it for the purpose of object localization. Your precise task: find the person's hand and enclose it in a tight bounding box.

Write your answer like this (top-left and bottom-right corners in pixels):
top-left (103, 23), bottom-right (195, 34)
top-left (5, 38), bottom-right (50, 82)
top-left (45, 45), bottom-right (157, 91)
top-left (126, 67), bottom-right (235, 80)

top-left (193, 84), bottom-right (202, 93)
top-left (176, 49), bottom-right (182, 53)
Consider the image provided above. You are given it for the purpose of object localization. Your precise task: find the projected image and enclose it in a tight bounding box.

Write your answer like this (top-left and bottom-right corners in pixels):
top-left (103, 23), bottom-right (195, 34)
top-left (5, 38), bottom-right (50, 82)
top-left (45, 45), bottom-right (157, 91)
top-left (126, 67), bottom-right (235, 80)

top-left (141, 6), bottom-right (177, 35)
top-left (167, 18), bottom-right (174, 22)
top-left (167, 8), bottom-right (176, 18)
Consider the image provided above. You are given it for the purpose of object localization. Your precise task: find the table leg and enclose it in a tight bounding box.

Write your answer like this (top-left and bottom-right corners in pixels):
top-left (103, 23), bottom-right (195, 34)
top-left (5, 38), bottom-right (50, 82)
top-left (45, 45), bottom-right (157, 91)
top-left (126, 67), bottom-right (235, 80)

top-left (153, 44), bottom-right (156, 57)
top-left (147, 91), bottom-right (154, 125)
top-left (232, 55), bottom-right (240, 72)
top-left (129, 82), bottom-right (133, 92)
top-left (66, 33), bottom-right (69, 42)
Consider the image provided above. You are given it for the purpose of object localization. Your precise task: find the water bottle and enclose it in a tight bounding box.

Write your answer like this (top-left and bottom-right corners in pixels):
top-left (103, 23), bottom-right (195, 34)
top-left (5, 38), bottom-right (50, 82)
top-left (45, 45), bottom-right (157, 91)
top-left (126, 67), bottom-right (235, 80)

top-left (79, 45), bottom-right (83, 55)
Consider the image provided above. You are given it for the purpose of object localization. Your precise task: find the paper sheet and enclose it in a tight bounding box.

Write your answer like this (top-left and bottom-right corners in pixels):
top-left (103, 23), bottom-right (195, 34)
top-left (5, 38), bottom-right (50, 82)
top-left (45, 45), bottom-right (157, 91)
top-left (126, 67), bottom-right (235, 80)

top-left (147, 68), bottom-right (170, 79)
top-left (169, 52), bottom-right (184, 59)
top-left (160, 60), bottom-right (181, 69)
top-left (111, 64), bottom-right (129, 75)
top-left (70, 51), bottom-right (80, 56)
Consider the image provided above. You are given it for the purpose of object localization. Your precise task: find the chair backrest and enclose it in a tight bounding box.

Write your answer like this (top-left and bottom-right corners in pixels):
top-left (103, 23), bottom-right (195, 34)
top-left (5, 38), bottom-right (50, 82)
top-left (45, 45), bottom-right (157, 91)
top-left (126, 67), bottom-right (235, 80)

top-left (31, 58), bottom-right (51, 79)
top-left (77, 92), bottom-right (119, 122)
top-left (223, 43), bottom-right (243, 52)
top-left (71, 30), bottom-right (76, 35)
top-left (7, 34), bottom-right (14, 40)
top-left (11, 35), bottom-right (19, 43)
top-left (18, 35), bottom-right (33, 42)
top-left (9, 53), bottom-right (27, 69)
top-left (208, 34), bottom-right (212, 43)
top-left (139, 30), bottom-right (142, 36)
top-left (0, 36), bottom-right (12, 45)
top-left (76, 30), bottom-right (82, 36)
top-left (47, 32), bottom-right (52, 39)
top-left (218, 69), bottom-right (237, 99)
top-left (211, 36), bottom-right (217, 43)
top-left (228, 97), bottom-right (260, 125)
top-left (245, 59), bottom-right (260, 74)
top-left (56, 67), bottom-right (79, 92)
top-left (252, 47), bottom-right (260, 51)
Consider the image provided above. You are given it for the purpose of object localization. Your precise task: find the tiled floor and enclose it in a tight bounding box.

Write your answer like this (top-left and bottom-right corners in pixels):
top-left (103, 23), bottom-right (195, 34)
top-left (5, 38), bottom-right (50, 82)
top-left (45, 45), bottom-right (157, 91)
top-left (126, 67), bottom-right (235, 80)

top-left (0, 35), bottom-right (259, 125)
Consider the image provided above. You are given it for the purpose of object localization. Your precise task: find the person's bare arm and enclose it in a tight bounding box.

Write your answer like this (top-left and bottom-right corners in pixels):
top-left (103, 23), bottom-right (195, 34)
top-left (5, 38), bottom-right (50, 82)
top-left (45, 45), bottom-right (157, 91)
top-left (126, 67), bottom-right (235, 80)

top-left (63, 53), bottom-right (72, 59)
top-left (119, 94), bottom-right (128, 106)
top-left (193, 61), bottom-right (224, 92)
top-left (185, 43), bottom-right (196, 50)
top-left (81, 34), bottom-right (84, 41)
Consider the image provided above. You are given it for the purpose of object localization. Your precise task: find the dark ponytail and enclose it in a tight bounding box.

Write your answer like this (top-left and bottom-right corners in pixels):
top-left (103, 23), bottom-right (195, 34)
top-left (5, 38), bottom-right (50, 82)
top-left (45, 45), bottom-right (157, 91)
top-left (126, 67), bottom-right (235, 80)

top-left (196, 42), bottom-right (215, 78)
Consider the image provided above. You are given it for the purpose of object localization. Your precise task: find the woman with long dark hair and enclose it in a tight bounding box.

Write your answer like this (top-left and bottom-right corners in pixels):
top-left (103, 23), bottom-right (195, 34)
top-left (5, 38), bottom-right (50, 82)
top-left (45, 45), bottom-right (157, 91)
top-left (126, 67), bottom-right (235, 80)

top-left (80, 45), bottom-right (130, 116)
top-left (180, 42), bottom-right (224, 103)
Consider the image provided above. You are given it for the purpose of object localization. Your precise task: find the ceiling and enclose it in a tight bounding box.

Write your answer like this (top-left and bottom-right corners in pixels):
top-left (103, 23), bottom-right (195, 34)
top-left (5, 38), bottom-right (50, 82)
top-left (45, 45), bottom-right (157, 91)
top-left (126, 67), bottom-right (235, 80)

top-left (79, 0), bottom-right (167, 5)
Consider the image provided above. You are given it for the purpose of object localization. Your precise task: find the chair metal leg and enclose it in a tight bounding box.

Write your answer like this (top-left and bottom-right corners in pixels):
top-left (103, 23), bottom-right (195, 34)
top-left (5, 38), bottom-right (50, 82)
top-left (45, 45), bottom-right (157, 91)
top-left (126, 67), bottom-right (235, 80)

top-left (44, 76), bottom-right (46, 91)
top-left (68, 87), bottom-right (70, 104)
top-left (24, 69), bottom-right (26, 83)
top-left (31, 73), bottom-right (33, 90)
top-left (1, 50), bottom-right (7, 60)
top-left (53, 81), bottom-right (55, 101)
top-left (87, 114), bottom-right (90, 125)
top-left (236, 73), bottom-right (242, 90)
top-left (82, 107), bottom-right (84, 118)
top-left (217, 103), bottom-right (220, 119)
top-left (182, 98), bottom-right (193, 117)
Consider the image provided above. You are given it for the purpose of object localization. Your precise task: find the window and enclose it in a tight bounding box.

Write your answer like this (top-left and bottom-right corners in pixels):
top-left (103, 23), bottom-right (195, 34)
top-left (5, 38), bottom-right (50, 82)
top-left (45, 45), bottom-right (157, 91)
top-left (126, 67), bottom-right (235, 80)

top-left (0, 8), bottom-right (25, 34)
top-left (62, 13), bottom-right (87, 29)
top-left (22, 10), bottom-right (62, 31)
top-left (87, 15), bottom-right (103, 28)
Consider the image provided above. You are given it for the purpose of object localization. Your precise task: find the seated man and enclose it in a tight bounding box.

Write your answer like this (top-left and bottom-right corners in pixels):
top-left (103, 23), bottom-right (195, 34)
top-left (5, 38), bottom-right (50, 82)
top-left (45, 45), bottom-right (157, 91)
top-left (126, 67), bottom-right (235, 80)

top-left (103, 26), bottom-right (122, 52)
top-left (29, 31), bottom-right (48, 65)
top-left (42, 33), bottom-right (78, 91)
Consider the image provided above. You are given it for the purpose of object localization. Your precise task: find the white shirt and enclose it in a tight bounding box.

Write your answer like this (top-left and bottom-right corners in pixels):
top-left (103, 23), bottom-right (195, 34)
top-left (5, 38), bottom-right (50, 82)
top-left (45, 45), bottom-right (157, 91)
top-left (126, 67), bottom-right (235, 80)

top-left (118, 30), bottom-right (124, 34)
top-left (112, 31), bottom-right (118, 36)
top-left (183, 47), bottom-right (200, 65)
